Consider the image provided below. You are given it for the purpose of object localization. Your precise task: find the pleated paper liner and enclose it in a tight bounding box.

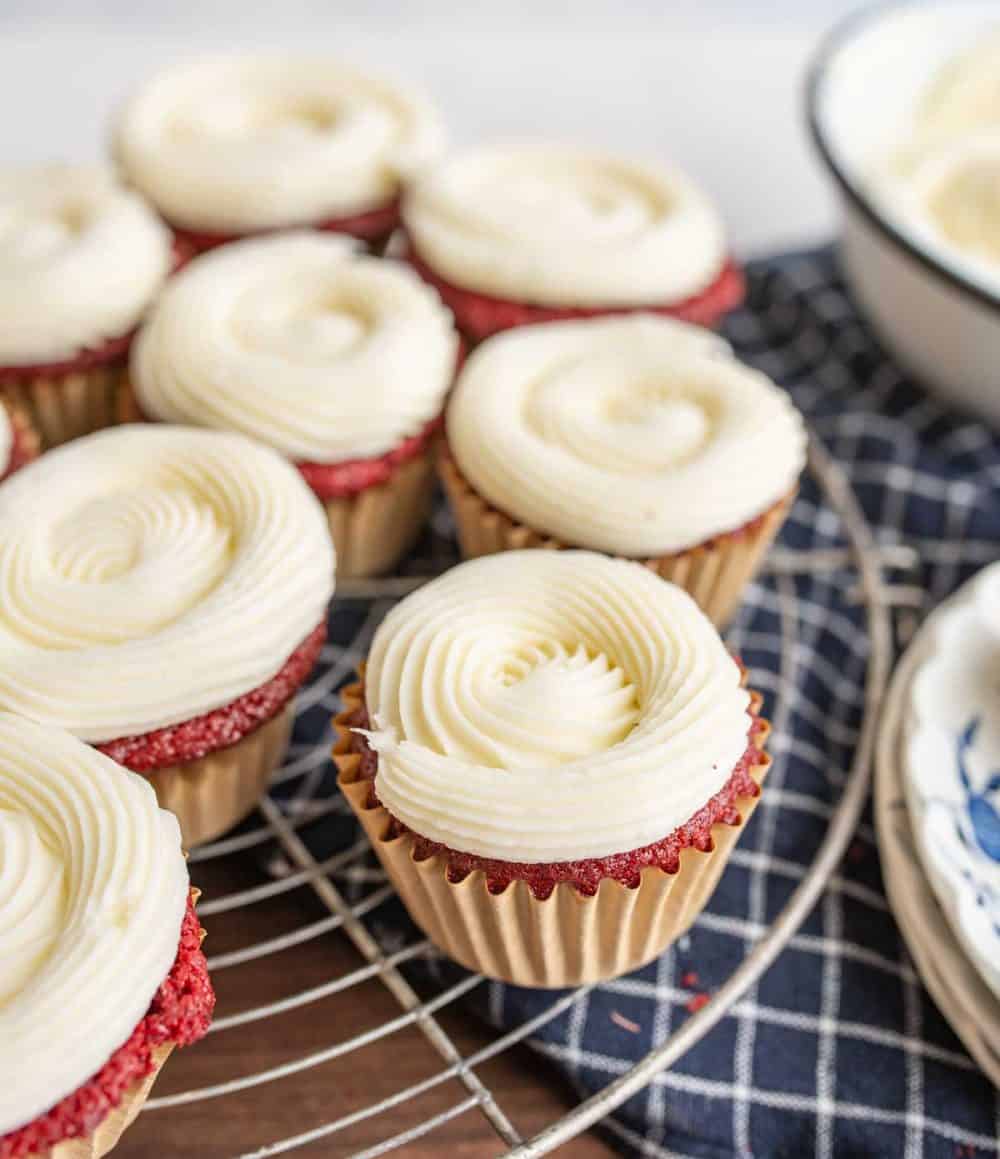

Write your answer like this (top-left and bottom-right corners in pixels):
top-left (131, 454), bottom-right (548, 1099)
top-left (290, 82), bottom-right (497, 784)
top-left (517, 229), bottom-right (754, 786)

top-left (334, 680), bottom-right (770, 988)
top-left (2, 396), bottom-right (41, 469)
top-left (438, 449), bottom-right (795, 628)
top-left (1, 365), bottom-right (124, 449)
top-left (45, 893), bottom-right (206, 1159)
top-left (322, 448), bottom-right (437, 579)
top-left (147, 705), bottom-right (293, 847)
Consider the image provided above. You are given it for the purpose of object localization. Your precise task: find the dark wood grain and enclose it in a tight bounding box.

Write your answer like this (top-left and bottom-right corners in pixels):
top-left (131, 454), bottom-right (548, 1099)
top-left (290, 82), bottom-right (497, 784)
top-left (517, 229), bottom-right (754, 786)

top-left (117, 847), bottom-right (619, 1159)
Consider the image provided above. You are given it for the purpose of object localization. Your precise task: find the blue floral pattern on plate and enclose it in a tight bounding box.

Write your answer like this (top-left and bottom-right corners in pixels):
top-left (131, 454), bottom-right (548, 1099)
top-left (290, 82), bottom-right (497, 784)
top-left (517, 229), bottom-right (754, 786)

top-left (906, 563), bottom-right (1000, 1000)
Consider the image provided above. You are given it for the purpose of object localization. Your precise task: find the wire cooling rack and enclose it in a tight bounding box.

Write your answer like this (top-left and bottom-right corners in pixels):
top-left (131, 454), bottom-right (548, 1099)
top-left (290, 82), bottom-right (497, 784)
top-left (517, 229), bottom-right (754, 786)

top-left (122, 430), bottom-right (893, 1159)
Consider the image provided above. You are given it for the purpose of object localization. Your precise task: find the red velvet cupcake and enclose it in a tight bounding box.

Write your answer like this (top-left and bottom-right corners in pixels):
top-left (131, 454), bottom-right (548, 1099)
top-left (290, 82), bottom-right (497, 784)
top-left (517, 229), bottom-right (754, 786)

top-left (0, 716), bottom-right (215, 1159)
top-left (0, 426), bottom-right (335, 846)
top-left (127, 232), bottom-right (460, 579)
top-left (440, 314), bottom-right (806, 628)
top-left (0, 165), bottom-right (173, 448)
top-left (114, 55), bottom-right (445, 257)
top-left (401, 143), bottom-right (743, 343)
top-left (334, 551), bottom-right (770, 988)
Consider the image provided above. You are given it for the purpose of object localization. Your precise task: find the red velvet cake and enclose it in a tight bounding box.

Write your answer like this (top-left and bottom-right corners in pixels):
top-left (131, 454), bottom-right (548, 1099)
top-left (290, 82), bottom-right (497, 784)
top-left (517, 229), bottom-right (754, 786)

top-left (346, 690), bottom-right (766, 900)
top-left (1, 896), bottom-right (214, 1159)
top-left (407, 244), bottom-right (746, 342)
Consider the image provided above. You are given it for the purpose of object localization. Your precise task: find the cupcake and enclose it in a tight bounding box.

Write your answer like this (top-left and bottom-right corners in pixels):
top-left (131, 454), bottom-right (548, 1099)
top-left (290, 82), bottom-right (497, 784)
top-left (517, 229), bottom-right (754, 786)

top-left (334, 551), bottom-right (770, 987)
top-left (401, 143), bottom-right (744, 342)
top-left (0, 712), bottom-right (214, 1159)
top-left (126, 232), bottom-right (460, 578)
top-left (0, 165), bottom-right (173, 448)
top-left (114, 55), bottom-right (445, 256)
top-left (439, 315), bottom-right (806, 626)
top-left (0, 398), bottom-right (40, 482)
top-left (0, 425), bottom-right (335, 845)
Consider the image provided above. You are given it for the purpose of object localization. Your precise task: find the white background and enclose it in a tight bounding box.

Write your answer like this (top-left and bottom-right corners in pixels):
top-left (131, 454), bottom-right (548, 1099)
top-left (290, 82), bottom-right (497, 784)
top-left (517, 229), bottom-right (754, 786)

top-left (0, 1), bottom-right (865, 255)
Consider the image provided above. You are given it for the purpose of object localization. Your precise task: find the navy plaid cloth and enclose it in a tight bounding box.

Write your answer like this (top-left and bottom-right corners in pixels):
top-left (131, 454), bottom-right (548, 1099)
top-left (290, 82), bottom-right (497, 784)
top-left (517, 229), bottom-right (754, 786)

top-left (277, 248), bottom-right (1000, 1158)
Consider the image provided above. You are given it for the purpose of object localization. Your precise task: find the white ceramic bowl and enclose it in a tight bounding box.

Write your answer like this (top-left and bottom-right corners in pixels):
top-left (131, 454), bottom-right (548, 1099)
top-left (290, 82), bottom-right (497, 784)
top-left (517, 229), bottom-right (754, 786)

top-left (808, 1), bottom-right (1000, 427)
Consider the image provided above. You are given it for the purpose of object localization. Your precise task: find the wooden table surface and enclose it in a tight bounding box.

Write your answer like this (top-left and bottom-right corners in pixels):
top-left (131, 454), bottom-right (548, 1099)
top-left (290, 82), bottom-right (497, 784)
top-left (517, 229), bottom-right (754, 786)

top-left (118, 842), bottom-right (619, 1159)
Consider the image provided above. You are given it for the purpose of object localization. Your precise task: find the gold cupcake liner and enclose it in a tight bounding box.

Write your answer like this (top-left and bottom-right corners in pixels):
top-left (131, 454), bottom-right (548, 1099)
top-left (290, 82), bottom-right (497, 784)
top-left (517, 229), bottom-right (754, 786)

top-left (148, 705), bottom-right (294, 847)
top-left (1, 396), bottom-right (41, 470)
top-left (334, 681), bottom-right (770, 988)
top-left (439, 450), bottom-right (794, 628)
top-left (1, 364), bottom-right (125, 449)
top-left (322, 448), bottom-right (437, 579)
top-left (46, 891), bottom-right (206, 1158)
top-left (45, 1044), bottom-right (173, 1159)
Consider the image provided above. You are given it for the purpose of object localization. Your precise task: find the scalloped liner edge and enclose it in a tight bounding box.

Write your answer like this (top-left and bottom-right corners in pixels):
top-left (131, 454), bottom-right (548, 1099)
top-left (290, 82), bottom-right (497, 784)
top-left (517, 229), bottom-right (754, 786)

top-left (334, 680), bottom-right (770, 988)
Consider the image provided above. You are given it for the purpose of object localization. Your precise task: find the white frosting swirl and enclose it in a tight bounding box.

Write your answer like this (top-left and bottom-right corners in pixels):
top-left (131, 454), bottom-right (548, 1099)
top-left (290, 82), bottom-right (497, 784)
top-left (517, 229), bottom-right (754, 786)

top-left (115, 55), bottom-right (446, 233)
top-left (0, 712), bottom-right (189, 1134)
top-left (132, 233), bottom-right (459, 462)
top-left (447, 316), bottom-right (806, 556)
top-left (0, 403), bottom-right (11, 476)
top-left (0, 425), bottom-right (335, 742)
top-left (364, 551), bottom-right (752, 862)
top-left (403, 143), bottom-right (728, 306)
top-left (0, 165), bottom-right (172, 365)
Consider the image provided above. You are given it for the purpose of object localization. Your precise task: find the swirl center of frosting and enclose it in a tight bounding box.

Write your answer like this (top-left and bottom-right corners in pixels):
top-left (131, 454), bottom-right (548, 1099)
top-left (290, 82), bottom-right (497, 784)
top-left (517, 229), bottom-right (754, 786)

top-left (0, 810), bottom-right (66, 1006)
top-left (236, 276), bottom-right (373, 363)
top-left (364, 551), bottom-right (753, 862)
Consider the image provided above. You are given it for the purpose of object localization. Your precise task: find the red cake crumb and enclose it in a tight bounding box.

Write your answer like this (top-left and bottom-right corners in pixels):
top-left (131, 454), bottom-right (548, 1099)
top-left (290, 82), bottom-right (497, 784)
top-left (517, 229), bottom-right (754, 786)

top-left (1, 893), bottom-right (214, 1159)
top-left (98, 623), bottom-right (325, 773)
top-left (346, 691), bottom-right (766, 901)
top-left (297, 416), bottom-right (443, 500)
top-left (0, 406), bottom-right (38, 480)
top-left (169, 198), bottom-right (401, 257)
top-left (405, 240), bottom-right (745, 341)
top-left (685, 992), bottom-right (712, 1014)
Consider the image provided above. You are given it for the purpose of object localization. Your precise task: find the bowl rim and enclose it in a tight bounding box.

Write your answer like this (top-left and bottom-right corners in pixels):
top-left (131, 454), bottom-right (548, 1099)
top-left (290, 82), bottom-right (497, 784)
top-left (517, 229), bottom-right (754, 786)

top-left (805, 0), bottom-right (1000, 316)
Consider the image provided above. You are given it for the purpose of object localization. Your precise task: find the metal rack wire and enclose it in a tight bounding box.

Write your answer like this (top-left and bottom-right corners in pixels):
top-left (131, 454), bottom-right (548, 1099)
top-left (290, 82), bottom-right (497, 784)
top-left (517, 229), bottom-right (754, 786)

top-left (138, 434), bottom-right (893, 1158)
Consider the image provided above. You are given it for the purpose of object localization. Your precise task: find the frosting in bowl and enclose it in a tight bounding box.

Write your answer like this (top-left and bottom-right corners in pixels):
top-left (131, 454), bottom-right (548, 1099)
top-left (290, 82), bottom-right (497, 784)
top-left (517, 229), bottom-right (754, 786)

top-left (403, 143), bottom-right (728, 307)
top-left (446, 315), bottom-right (806, 556)
top-left (132, 232), bottom-right (459, 462)
top-left (873, 29), bottom-right (1000, 297)
top-left (0, 165), bottom-right (172, 365)
top-left (362, 550), bottom-right (751, 862)
top-left (0, 712), bottom-right (188, 1134)
top-left (0, 425), bottom-right (335, 742)
top-left (115, 55), bottom-right (445, 233)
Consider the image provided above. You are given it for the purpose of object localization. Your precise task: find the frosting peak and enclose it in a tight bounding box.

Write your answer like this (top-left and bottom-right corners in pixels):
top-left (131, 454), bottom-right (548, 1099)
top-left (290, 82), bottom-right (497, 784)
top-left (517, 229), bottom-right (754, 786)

top-left (364, 550), bottom-right (752, 862)
top-left (403, 143), bottom-right (728, 306)
top-left (0, 713), bottom-right (189, 1134)
top-left (132, 232), bottom-right (459, 462)
top-left (115, 55), bottom-right (446, 233)
top-left (0, 165), bottom-right (172, 365)
top-left (0, 425), bottom-right (335, 741)
top-left (446, 315), bottom-right (806, 556)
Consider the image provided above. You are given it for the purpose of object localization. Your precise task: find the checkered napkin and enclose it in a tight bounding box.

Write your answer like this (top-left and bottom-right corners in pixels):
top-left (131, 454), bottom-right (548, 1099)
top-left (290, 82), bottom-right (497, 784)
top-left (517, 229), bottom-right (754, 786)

top-left (278, 249), bottom-right (1000, 1159)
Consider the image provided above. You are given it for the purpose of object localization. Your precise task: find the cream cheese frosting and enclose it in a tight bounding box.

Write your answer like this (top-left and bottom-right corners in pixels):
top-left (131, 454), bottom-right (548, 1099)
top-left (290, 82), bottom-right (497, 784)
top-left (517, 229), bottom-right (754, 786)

top-left (362, 550), bottom-right (752, 862)
top-left (0, 404), bottom-right (11, 476)
top-left (446, 315), bottom-right (806, 556)
top-left (0, 425), bottom-right (335, 742)
top-left (0, 165), bottom-right (172, 366)
top-left (0, 712), bottom-right (188, 1134)
top-left (402, 143), bottom-right (728, 306)
top-left (873, 30), bottom-right (1000, 296)
top-left (132, 233), bottom-right (459, 462)
top-left (114, 55), bottom-right (446, 233)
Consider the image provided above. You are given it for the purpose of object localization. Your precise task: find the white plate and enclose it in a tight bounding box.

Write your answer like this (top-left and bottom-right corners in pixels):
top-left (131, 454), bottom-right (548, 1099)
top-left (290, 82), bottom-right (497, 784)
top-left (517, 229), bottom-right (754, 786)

top-left (905, 565), bottom-right (1000, 1000)
top-left (876, 577), bottom-right (1000, 1083)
